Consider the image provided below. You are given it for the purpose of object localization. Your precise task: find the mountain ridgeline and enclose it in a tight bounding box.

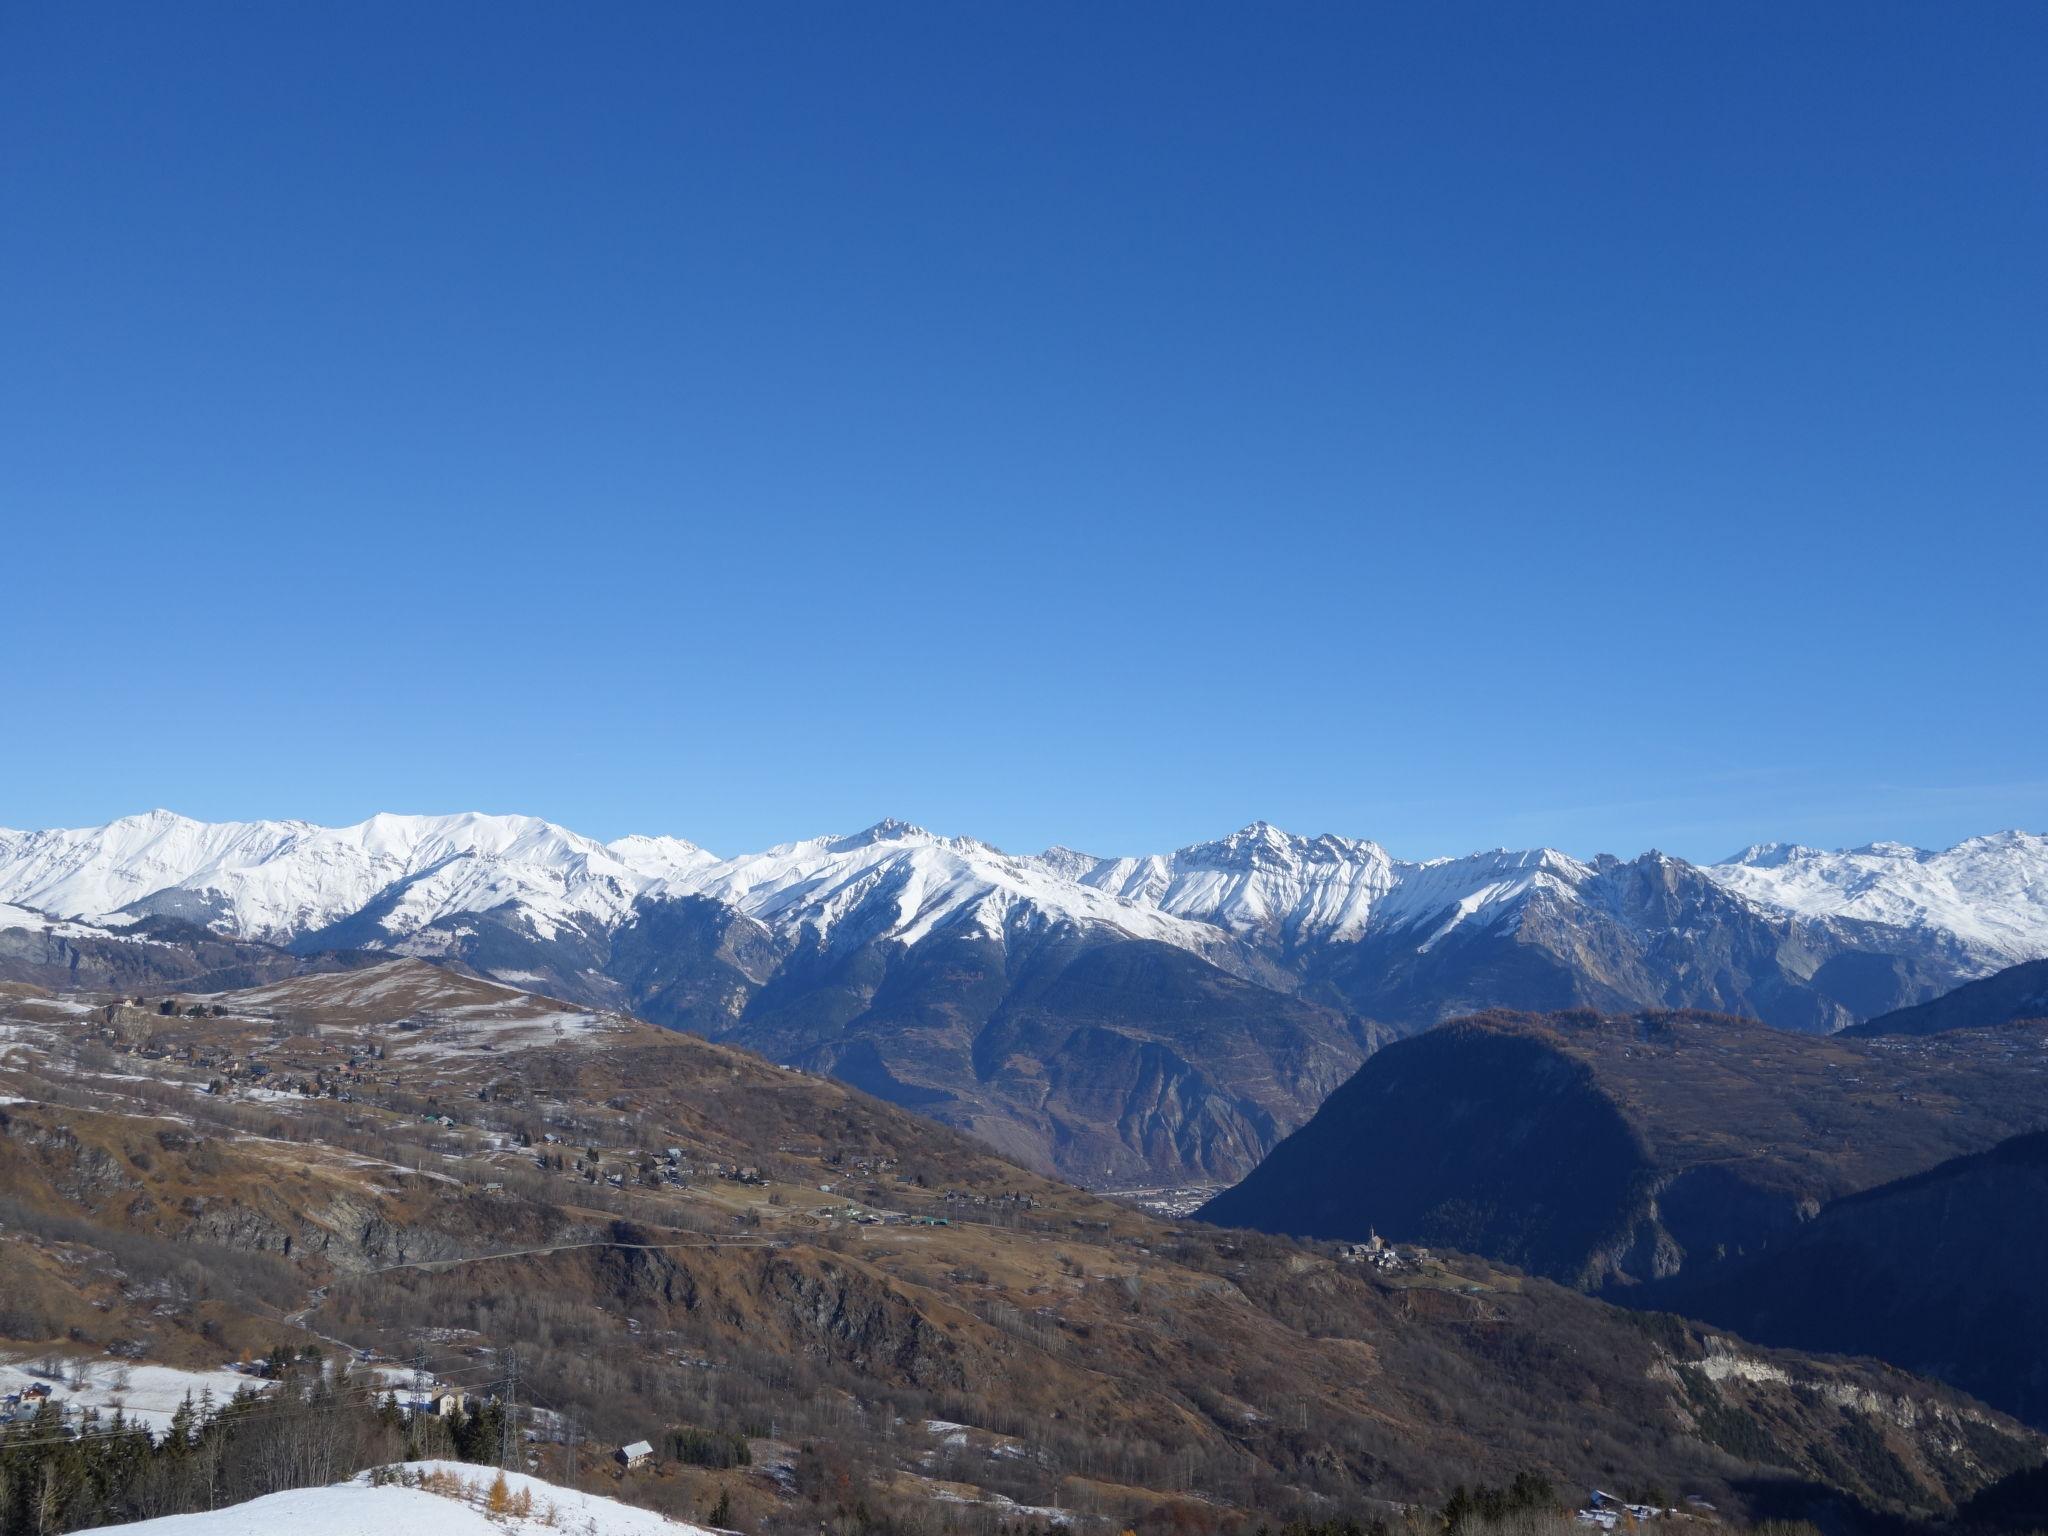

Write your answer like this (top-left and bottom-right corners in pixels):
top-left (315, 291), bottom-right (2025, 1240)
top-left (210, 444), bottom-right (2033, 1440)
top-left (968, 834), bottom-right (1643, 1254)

top-left (2, 812), bottom-right (2044, 1186)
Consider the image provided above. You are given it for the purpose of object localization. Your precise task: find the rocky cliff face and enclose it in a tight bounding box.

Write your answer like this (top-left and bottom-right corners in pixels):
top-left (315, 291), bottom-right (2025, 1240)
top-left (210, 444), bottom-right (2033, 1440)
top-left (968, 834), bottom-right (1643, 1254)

top-left (1297, 854), bottom-right (1964, 1036)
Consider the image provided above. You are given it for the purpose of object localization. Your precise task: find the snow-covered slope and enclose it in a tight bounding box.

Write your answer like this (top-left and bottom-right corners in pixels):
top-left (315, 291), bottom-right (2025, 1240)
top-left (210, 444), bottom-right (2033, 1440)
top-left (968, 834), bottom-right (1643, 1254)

top-left (0, 812), bottom-right (1611, 966)
top-left (1044, 820), bottom-right (1591, 954)
top-left (1044, 822), bottom-right (1400, 947)
top-left (1709, 831), bottom-right (2048, 965)
top-left (0, 901), bottom-right (161, 945)
top-left (653, 819), bottom-right (1228, 953)
top-left (0, 1358), bottom-right (262, 1439)
top-left (7, 810), bottom-right (2044, 981)
top-left (79, 1461), bottom-right (712, 1536)
top-left (0, 811), bottom-right (714, 947)
top-left (0, 814), bottom-right (1283, 959)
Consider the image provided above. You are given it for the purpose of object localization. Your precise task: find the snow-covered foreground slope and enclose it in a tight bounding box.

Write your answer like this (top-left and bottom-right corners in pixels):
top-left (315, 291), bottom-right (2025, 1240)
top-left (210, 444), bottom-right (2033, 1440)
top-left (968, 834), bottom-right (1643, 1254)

top-left (79, 1462), bottom-right (714, 1536)
top-left (1709, 831), bottom-right (2048, 965)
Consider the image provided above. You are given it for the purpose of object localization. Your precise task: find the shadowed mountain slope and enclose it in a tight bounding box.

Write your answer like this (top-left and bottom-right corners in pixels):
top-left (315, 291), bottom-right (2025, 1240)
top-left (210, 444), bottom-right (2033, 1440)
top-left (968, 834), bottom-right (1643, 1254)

top-left (1846, 958), bottom-right (2048, 1038)
top-left (1199, 1009), bottom-right (2048, 1290)
top-left (1640, 1130), bottom-right (2048, 1429)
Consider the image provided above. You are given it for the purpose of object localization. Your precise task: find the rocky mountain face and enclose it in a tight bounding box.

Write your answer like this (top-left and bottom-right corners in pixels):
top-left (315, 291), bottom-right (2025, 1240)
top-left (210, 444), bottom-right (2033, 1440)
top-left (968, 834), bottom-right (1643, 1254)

top-left (1290, 850), bottom-right (1967, 1034)
top-left (1636, 1130), bottom-right (2048, 1431)
top-left (3, 812), bottom-right (2044, 1186)
top-left (1846, 957), bottom-right (2048, 1038)
top-left (722, 927), bottom-right (1384, 1185)
top-left (1198, 1009), bottom-right (2048, 1291)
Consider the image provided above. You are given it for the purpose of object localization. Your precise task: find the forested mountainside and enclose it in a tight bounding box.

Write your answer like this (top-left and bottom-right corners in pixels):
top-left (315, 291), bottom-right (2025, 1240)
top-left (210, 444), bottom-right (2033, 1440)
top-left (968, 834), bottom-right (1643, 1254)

top-left (1846, 958), bottom-right (2048, 1038)
top-left (2, 965), bottom-right (2039, 1536)
top-left (1634, 1130), bottom-right (2048, 1430)
top-left (5, 816), bottom-right (2045, 1187)
top-left (1198, 1009), bottom-right (2048, 1291)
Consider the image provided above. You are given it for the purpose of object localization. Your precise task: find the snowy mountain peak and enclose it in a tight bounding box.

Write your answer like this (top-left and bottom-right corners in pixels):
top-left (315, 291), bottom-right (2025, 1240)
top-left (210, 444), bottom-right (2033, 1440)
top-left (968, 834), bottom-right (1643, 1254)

top-left (0, 810), bottom-right (637, 946)
top-left (6, 812), bottom-right (2046, 980)
top-left (1723, 841), bottom-right (1819, 869)
top-left (1706, 830), bottom-right (2048, 965)
top-left (1047, 824), bottom-right (1401, 947)
top-left (604, 832), bottom-right (718, 879)
top-left (1194, 821), bottom-right (1392, 872)
top-left (645, 821), bottom-right (1227, 954)
top-left (1216, 820), bottom-right (1295, 856)
top-left (826, 818), bottom-right (962, 854)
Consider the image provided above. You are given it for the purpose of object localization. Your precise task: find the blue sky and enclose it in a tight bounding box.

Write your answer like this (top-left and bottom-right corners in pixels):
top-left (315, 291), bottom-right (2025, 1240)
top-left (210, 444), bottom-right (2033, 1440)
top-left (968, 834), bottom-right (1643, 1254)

top-left (3, 4), bottom-right (2043, 861)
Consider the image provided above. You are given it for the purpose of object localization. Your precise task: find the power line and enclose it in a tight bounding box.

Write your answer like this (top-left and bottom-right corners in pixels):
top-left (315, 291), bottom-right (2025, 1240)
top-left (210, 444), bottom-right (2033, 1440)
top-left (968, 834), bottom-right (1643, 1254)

top-left (362, 1232), bottom-right (788, 1275)
top-left (498, 1350), bottom-right (518, 1470)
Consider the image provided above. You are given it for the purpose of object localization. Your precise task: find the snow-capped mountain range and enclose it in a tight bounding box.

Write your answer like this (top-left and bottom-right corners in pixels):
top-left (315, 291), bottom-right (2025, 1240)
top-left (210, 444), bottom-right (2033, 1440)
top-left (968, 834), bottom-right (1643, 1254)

top-left (0, 811), bottom-right (713, 946)
top-left (1711, 831), bottom-right (2048, 965)
top-left (6, 809), bottom-right (2044, 1187)
top-left (2, 810), bottom-right (2044, 973)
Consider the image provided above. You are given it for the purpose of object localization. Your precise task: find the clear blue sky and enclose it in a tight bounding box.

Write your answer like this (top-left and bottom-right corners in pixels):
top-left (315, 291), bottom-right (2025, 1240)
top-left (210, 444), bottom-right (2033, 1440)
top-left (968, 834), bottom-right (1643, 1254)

top-left (4, 4), bottom-right (2043, 861)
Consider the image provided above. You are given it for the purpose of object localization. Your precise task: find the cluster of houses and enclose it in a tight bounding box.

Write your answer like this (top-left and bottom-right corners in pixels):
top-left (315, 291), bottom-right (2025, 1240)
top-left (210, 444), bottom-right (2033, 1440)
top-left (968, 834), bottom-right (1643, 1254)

top-left (938, 1187), bottom-right (1039, 1212)
top-left (542, 1143), bottom-right (783, 1193)
top-left (808, 1204), bottom-right (945, 1228)
top-left (74, 1009), bottom-right (408, 1112)
top-left (0, 1381), bottom-right (56, 1425)
top-left (1574, 1491), bottom-right (1682, 1528)
top-left (817, 1151), bottom-right (898, 1178)
top-left (1337, 1232), bottom-right (1428, 1272)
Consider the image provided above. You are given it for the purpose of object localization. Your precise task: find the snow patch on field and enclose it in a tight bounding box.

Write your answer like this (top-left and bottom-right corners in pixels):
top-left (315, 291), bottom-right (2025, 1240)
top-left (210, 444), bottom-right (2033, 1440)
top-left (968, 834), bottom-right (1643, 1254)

top-left (0, 1358), bottom-right (266, 1438)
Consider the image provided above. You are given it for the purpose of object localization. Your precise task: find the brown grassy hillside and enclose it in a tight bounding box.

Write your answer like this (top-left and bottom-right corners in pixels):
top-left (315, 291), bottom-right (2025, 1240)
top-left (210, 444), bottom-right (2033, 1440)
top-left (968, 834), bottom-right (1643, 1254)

top-left (1, 969), bottom-right (2039, 1534)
